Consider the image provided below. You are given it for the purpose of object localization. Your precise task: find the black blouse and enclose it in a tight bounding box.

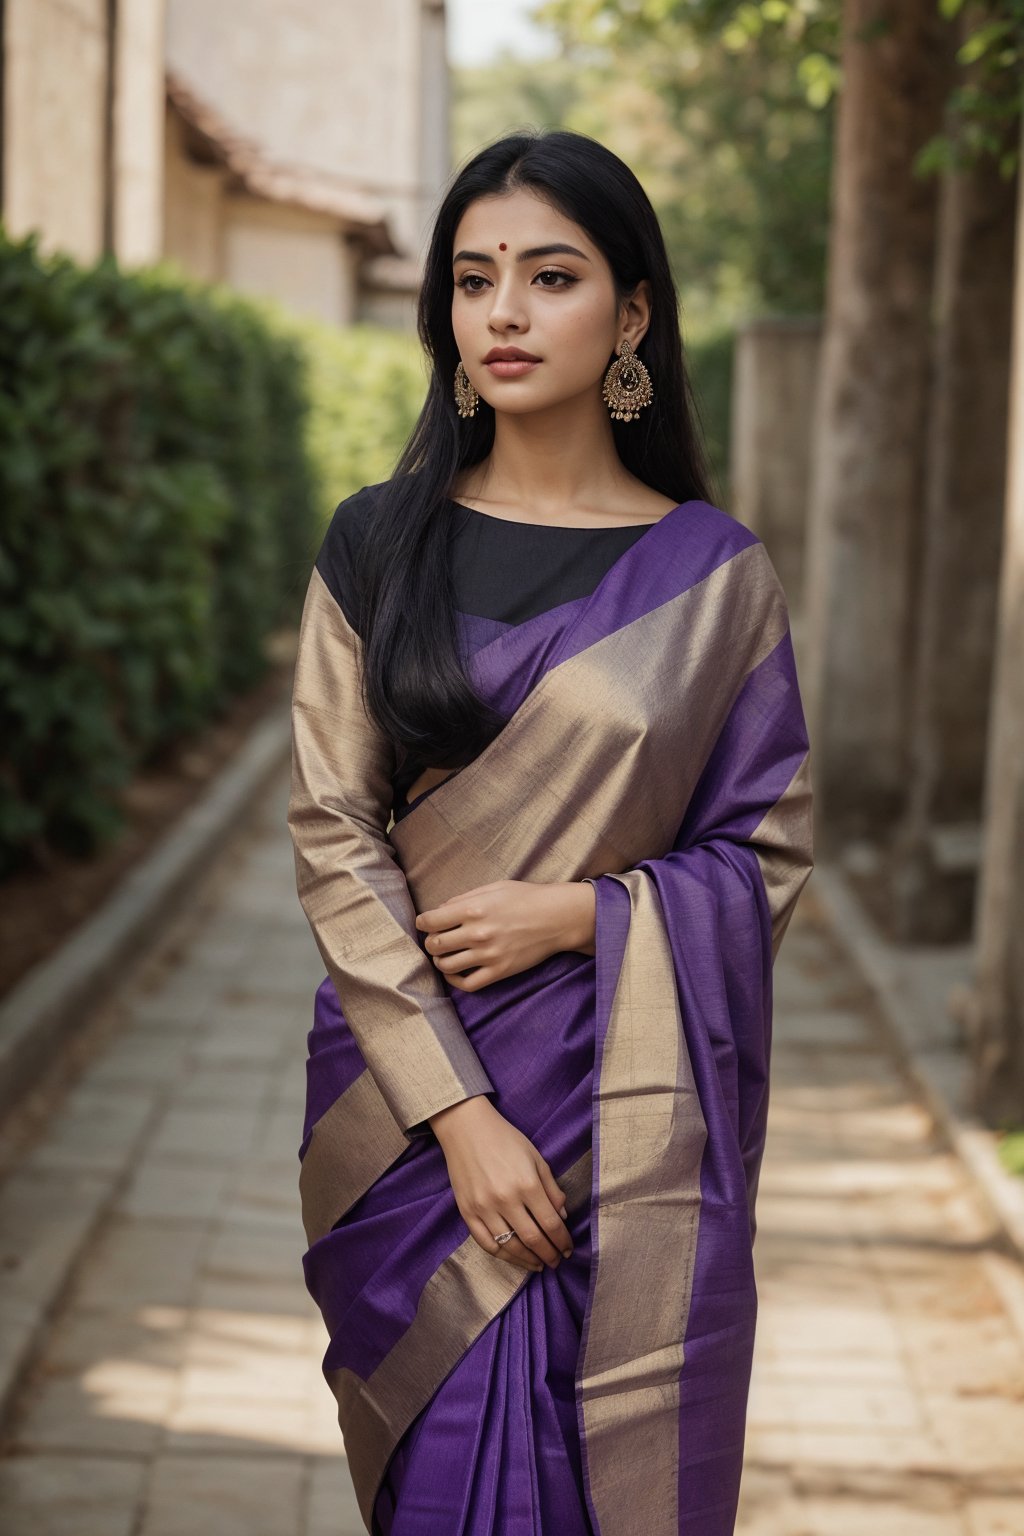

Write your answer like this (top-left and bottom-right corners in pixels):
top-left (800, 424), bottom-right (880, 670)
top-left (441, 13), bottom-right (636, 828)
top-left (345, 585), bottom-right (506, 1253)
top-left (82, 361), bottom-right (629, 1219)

top-left (314, 482), bottom-right (656, 815)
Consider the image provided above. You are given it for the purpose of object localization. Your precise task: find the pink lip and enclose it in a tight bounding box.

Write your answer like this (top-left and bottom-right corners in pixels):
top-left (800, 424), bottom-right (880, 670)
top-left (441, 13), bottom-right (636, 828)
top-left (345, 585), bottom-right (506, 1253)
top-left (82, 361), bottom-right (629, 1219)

top-left (484, 358), bottom-right (541, 376)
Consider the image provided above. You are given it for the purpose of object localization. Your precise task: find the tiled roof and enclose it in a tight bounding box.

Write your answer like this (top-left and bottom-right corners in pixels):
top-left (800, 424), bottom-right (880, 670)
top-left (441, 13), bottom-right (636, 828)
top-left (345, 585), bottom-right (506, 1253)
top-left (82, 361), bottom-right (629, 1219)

top-left (165, 68), bottom-right (398, 255)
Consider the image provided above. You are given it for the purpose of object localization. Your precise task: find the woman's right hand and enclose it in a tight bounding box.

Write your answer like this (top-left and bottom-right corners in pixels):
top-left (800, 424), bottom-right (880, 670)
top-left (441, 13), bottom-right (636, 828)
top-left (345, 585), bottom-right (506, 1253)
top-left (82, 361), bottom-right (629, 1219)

top-left (429, 1097), bottom-right (574, 1274)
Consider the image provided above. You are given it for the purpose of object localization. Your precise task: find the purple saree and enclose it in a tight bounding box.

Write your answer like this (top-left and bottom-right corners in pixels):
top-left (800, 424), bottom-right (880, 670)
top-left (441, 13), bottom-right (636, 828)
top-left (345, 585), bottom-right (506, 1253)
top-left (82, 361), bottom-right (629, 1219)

top-left (288, 496), bottom-right (814, 1535)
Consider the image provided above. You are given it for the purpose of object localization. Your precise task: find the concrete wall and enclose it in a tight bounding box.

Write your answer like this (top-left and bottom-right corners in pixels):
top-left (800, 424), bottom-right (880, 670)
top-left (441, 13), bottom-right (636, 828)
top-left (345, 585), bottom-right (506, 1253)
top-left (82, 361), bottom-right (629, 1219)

top-left (730, 316), bottom-right (821, 608)
top-left (3, 0), bottom-right (108, 262)
top-left (114, 0), bottom-right (167, 266)
top-left (164, 0), bottom-right (449, 266)
top-left (3, 0), bottom-right (165, 267)
top-left (224, 196), bottom-right (358, 325)
top-left (162, 103), bottom-right (226, 282)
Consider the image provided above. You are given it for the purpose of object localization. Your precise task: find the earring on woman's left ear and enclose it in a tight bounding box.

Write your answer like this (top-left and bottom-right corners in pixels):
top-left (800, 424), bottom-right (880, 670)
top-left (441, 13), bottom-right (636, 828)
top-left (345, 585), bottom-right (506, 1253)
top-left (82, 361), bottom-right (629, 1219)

top-left (454, 360), bottom-right (479, 418)
top-left (602, 337), bottom-right (653, 421)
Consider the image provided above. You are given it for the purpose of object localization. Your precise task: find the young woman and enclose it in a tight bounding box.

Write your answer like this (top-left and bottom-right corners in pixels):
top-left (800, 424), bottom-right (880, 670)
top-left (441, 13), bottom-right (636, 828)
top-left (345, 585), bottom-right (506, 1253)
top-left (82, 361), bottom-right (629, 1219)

top-left (288, 128), bottom-right (814, 1535)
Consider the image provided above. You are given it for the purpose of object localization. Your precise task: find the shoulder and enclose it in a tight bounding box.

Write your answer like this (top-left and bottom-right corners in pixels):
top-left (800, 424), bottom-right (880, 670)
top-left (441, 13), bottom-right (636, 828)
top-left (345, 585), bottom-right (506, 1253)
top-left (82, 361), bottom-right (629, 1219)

top-left (678, 498), bottom-right (764, 566)
top-left (704, 502), bottom-right (791, 611)
top-left (676, 500), bottom-right (789, 606)
top-left (314, 481), bottom-right (390, 630)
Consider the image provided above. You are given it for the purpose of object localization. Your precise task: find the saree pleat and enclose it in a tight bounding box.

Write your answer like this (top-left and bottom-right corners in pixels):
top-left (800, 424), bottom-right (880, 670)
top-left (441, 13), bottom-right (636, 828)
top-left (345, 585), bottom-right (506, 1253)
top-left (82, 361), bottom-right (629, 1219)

top-left (288, 497), bottom-right (814, 1534)
top-left (369, 1169), bottom-right (594, 1534)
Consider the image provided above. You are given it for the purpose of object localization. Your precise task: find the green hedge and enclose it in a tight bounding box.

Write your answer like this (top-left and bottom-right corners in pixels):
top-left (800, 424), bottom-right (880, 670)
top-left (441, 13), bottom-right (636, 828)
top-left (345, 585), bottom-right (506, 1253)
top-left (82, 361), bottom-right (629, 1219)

top-left (0, 227), bottom-right (319, 874)
top-left (281, 313), bottom-right (427, 536)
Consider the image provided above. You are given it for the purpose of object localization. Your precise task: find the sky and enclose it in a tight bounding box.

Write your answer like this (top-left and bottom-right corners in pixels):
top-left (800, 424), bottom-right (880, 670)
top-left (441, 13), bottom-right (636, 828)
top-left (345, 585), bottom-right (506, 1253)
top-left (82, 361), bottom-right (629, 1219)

top-left (445, 0), bottom-right (560, 67)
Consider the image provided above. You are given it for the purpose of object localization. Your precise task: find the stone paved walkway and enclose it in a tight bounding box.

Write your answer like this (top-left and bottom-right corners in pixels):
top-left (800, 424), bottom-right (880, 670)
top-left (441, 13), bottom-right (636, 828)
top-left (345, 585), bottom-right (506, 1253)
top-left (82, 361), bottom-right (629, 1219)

top-left (1, 766), bottom-right (1023, 1534)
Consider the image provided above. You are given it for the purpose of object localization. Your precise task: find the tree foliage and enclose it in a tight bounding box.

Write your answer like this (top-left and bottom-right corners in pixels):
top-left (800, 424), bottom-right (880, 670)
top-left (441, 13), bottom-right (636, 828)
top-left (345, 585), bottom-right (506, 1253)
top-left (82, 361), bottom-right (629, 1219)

top-left (924, 0), bottom-right (1023, 179)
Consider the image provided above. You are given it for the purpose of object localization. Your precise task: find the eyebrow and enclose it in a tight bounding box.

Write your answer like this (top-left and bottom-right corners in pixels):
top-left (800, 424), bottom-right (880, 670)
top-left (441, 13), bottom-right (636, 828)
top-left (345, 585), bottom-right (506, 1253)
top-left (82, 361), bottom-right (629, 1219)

top-left (452, 243), bottom-right (591, 266)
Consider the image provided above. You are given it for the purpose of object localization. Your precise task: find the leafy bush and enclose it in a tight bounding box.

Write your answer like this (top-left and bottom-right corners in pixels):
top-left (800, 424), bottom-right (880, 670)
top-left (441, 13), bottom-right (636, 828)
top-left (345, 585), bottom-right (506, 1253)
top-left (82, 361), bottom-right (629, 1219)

top-left (281, 313), bottom-right (427, 540)
top-left (0, 227), bottom-right (318, 872)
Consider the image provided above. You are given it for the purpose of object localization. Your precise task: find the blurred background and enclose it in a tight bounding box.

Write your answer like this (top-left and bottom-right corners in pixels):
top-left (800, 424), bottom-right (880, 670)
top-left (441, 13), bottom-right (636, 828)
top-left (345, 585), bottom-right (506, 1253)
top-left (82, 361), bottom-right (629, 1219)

top-left (1, 3), bottom-right (1023, 1532)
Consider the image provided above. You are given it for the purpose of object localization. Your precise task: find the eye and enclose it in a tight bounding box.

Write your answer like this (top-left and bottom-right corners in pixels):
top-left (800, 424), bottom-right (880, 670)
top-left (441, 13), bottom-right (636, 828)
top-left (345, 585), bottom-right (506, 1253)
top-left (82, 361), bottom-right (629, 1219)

top-left (454, 269), bottom-right (579, 293)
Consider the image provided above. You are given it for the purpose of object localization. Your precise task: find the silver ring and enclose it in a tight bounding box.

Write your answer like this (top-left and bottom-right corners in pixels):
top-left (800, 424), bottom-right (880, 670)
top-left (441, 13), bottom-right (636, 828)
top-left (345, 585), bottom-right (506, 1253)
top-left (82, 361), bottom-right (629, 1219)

top-left (493, 1230), bottom-right (515, 1245)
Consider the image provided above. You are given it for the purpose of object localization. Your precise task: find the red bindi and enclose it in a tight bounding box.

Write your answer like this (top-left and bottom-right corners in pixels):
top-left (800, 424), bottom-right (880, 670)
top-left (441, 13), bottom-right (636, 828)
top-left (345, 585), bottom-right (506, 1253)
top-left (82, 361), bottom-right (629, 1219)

top-left (498, 242), bottom-right (507, 250)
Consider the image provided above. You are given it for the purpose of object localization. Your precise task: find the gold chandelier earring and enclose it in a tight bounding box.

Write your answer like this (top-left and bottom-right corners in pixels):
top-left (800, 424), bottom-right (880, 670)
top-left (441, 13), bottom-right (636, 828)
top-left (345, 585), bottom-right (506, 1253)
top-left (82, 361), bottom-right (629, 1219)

top-left (602, 337), bottom-right (653, 422)
top-left (454, 360), bottom-right (479, 419)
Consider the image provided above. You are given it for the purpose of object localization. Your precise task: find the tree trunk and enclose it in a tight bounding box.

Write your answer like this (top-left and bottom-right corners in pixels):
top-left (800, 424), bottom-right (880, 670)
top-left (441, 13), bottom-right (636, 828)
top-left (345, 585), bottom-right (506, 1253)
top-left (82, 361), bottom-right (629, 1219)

top-left (802, 0), bottom-right (957, 860)
top-left (959, 114), bottom-right (1024, 1126)
top-left (891, 133), bottom-right (1018, 943)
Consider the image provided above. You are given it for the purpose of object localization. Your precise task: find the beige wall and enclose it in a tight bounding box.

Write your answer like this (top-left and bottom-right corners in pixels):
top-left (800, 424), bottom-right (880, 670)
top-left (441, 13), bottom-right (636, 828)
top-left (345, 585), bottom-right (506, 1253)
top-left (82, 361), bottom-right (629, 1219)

top-left (114, 0), bottom-right (167, 266)
top-left (163, 110), bottom-right (361, 325)
top-left (224, 197), bottom-right (359, 325)
top-left (4, 0), bottom-right (165, 267)
top-left (3, 0), bottom-right (108, 262)
top-left (162, 104), bottom-right (226, 282)
top-left (730, 316), bottom-right (821, 610)
top-left (164, 0), bottom-right (450, 263)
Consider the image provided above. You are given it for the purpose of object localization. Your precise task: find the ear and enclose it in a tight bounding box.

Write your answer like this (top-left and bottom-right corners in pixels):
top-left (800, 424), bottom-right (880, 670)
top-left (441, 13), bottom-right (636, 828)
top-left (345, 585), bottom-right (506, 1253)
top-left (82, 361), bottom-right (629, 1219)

top-left (619, 278), bottom-right (653, 349)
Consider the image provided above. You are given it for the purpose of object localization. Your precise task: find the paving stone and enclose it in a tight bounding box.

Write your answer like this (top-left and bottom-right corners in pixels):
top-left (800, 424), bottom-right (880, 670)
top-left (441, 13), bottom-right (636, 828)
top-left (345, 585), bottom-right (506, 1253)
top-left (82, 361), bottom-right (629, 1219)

top-left (922, 1393), bottom-right (1024, 1475)
top-left (0, 1167), bottom-right (111, 1308)
top-left (964, 1497), bottom-right (1024, 1535)
top-left (113, 1154), bottom-right (238, 1221)
top-left (304, 1453), bottom-right (367, 1536)
top-left (163, 1390), bottom-right (312, 1454)
top-left (190, 1029), bottom-right (285, 1066)
top-left (785, 1496), bottom-right (965, 1534)
top-left (228, 1167), bottom-right (305, 1228)
top-left (86, 1031), bottom-right (196, 1087)
top-left (202, 1218), bottom-right (306, 1286)
top-left (147, 1103), bottom-right (262, 1163)
top-left (6, 1371), bottom-right (170, 1454)
top-left (747, 1376), bottom-right (923, 1431)
top-left (191, 1272), bottom-right (312, 1319)
top-left (18, 1082), bottom-right (159, 1176)
top-left (773, 1007), bottom-right (877, 1048)
top-left (137, 1452), bottom-right (305, 1536)
top-left (183, 1304), bottom-right (312, 1360)
top-left (791, 1425), bottom-right (947, 1472)
top-left (172, 1062), bottom-right (271, 1110)
top-left (67, 1216), bottom-right (210, 1313)
top-left (42, 1304), bottom-right (187, 1379)
top-left (0, 1452), bottom-right (146, 1535)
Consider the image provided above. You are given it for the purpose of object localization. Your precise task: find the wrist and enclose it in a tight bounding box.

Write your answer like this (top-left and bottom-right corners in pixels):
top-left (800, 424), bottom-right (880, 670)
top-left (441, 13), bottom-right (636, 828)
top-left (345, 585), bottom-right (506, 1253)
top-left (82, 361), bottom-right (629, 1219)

top-left (559, 880), bottom-right (596, 956)
top-left (428, 1093), bottom-right (494, 1142)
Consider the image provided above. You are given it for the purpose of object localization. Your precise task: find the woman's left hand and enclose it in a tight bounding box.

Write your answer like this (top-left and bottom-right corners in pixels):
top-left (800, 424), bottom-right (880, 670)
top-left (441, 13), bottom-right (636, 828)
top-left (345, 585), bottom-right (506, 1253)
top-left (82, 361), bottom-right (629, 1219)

top-left (414, 879), bottom-right (595, 991)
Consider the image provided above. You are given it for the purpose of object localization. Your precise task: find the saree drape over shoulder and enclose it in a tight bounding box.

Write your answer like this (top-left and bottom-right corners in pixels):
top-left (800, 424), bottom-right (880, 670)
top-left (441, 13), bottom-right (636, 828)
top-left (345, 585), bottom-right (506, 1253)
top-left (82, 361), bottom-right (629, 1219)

top-left (288, 496), bottom-right (814, 1536)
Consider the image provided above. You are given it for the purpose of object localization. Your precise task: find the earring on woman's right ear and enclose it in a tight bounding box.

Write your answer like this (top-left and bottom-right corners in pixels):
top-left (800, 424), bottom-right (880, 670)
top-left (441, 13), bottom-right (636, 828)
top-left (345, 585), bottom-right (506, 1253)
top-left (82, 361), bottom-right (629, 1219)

top-left (454, 360), bottom-right (479, 418)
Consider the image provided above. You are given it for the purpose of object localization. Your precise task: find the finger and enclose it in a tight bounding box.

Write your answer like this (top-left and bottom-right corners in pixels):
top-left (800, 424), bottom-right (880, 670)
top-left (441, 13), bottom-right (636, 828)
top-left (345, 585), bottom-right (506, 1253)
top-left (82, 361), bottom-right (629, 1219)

top-left (509, 1203), bottom-right (563, 1268)
top-left (431, 946), bottom-right (477, 971)
top-left (467, 1214), bottom-right (541, 1272)
top-left (535, 1166), bottom-right (574, 1256)
top-left (490, 1217), bottom-right (541, 1272)
top-left (447, 967), bottom-right (498, 992)
top-left (496, 1235), bottom-right (542, 1271)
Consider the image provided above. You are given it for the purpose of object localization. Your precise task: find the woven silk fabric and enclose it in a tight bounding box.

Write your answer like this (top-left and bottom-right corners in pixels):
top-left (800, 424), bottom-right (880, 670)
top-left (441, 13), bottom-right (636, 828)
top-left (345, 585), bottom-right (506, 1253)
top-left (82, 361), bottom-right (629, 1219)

top-left (287, 494), bottom-right (815, 1534)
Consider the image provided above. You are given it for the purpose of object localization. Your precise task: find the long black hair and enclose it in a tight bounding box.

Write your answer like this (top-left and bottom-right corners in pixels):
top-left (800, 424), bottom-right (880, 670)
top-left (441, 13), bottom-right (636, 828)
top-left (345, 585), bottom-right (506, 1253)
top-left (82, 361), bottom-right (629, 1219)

top-left (356, 127), bottom-right (716, 774)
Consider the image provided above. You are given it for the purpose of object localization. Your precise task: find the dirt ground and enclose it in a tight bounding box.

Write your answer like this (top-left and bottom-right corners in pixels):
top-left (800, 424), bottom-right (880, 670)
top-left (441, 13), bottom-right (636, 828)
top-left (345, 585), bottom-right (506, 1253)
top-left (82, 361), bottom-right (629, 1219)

top-left (0, 654), bottom-right (295, 1001)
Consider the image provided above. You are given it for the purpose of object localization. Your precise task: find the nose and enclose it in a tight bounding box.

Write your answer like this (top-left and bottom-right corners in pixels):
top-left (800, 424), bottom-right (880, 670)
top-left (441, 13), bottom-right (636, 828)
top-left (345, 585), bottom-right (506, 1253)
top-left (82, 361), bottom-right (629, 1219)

top-left (485, 271), bottom-right (530, 334)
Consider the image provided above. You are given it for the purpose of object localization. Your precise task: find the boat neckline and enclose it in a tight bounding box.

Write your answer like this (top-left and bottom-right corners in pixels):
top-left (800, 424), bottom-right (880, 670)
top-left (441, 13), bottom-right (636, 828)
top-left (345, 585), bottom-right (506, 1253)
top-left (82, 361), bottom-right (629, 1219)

top-left (448, 498), bottom-right (668, 532)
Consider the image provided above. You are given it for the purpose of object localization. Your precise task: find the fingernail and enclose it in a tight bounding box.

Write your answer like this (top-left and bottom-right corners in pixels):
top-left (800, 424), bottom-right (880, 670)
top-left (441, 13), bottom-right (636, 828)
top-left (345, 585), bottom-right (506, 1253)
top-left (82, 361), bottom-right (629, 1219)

top-left (562, 1248), bottom-right (573, 1259)
top-left (559, 1204), bottom-right (568, 1218)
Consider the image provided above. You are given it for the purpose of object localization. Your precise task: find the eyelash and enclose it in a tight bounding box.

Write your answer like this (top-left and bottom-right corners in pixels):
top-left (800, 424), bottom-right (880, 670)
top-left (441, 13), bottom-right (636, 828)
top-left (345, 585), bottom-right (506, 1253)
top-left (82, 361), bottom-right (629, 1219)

top-left (455, 269), bottom-right (578, 293)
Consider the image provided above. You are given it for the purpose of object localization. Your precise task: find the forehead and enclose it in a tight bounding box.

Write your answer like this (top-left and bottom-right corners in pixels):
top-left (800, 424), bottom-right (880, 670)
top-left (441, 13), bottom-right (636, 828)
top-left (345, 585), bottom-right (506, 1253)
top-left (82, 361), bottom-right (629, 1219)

top-left (452, 190), bottom-right (595, 256)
